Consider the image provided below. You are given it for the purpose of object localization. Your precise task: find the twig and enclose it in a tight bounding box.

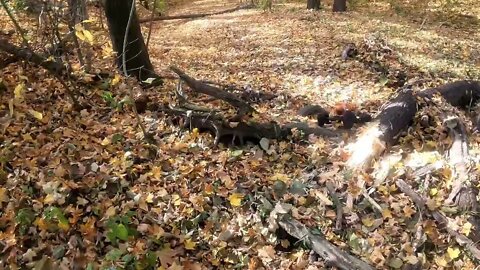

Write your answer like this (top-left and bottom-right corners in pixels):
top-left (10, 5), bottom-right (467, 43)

top-left (122, 0), bottom-right (150, 141)
top-left (0, 0), bottom-right (30, 48)
top-left (396, 179), bottom-right (480, 260)
top-left (326, 182), bottom-right (344, 232)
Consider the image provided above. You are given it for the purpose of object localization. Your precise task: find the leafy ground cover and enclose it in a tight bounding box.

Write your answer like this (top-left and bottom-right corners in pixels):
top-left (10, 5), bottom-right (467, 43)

top-left (0, 0), bottom-right (480, 269)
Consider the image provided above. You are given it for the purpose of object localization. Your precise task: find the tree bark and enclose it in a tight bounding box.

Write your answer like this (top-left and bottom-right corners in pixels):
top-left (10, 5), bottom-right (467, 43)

top-left (333, 0), bottom-right (347, 12)
top-left (103, 0), bottom-right (161, 84)
top-left (307, 0), bottom-right (320, 10)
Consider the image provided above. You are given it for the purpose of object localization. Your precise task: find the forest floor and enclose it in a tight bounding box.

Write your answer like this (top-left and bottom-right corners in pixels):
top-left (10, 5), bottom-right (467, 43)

top-left (1, 0), bottom-right (480, 269)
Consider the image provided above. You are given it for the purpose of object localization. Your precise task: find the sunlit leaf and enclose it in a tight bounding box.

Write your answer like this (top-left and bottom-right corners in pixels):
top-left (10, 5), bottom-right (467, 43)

top-left (229, 193), bottom-right (244, 207)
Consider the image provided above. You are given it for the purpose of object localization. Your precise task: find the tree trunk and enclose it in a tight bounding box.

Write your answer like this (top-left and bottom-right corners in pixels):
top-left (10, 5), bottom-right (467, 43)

top-left (333, 0), bottom-right (347, 12)
top-left (103, 0), bottom-right (160, 83)
top-left (307, 0), bottom-right (320, 10)
top-left (69, 0), bottom-right (89, 24)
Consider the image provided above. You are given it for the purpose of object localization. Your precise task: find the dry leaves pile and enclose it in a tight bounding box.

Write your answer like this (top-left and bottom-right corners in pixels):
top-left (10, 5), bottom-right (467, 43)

top-left (1, 0), bottom-right (480, 269)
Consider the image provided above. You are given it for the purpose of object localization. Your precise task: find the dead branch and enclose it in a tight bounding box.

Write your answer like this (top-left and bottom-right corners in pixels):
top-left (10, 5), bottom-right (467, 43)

top-left (276, 214), bottom-right (373, 270)
top-left (442, 116), bottom-right (471, 206)
top-left (170, 66), bottom-right (255, 121)
top-left (139, 4), bottom-right (253, 23)
top-left (396, 179), bottom-right (480, 261)
top-left (0, 38), bottom-right (66, 75)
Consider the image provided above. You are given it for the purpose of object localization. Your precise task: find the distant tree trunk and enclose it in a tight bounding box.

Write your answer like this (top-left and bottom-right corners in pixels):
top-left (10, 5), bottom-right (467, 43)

top-left (69, 0), bottom-right (88, 23)
top-left (307, 0), bottom-right (320, 10)
top-left (333, 0), bottom-right (347, 12)
top-left (103, 0), bottom-right (160, 83)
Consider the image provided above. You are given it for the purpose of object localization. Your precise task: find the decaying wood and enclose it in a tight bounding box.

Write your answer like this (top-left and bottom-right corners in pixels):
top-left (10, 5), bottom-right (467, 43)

top-left (170, 66), bottom-right (255, 121)
top-left (346, 80), bottom-right (480, 171)
top-left (396, 179), bottom-right (480, 261)
top-left (139, 4), bottom-right (253, 23)
top-left (0, 38), bottom-right (66, 75)
top-left (276, 214), bottom-right (373, 270)
top-left (442, 116), bottom-right (472, 206)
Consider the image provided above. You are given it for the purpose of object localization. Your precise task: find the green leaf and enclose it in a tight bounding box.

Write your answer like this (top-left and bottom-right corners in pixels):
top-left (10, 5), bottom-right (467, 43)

top-left (116, 224), bottom-right (129, 241)
top-left (105, 248), bottom-right (124, 261)
top-left (230, 149), bottom-right (243, 157)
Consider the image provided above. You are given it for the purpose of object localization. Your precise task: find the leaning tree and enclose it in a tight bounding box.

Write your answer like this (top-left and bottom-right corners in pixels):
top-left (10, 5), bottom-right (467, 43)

top-left (103, 0), bottom-right (161, 84)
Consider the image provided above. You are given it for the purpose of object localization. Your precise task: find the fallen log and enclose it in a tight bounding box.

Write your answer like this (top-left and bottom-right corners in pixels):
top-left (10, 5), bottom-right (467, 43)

top-left (346, 80), bottom-right (480, 171)
top-left (139, 4), bottom-right (253, 23)
top-left (396, 179), bottom-right (480, 261)
top-left (269, 203), bottom-right (373, 270)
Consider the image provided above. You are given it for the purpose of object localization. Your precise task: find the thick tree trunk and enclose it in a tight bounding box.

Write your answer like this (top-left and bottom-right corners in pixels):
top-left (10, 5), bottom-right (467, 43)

top-left (307, 0), bottom-right (320, 10)
top-left (333, 0), bottom-right (347, 12)
top-left (103, 0), bottom-right (160, 83)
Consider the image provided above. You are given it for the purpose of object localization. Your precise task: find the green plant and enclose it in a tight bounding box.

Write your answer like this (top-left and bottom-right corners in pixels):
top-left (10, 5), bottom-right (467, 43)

top-left (43, 206), bottom-right (70, 230)
top-left (105, 211), bottom-right (138, 245)
top-left (15, 208), bottom-right (35, 235)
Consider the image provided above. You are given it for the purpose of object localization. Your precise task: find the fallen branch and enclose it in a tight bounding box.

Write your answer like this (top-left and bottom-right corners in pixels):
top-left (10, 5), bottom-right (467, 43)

top-left (442, 116), bottom-right (471, 206)
top-left (170, 66), bottom-right (255, 121)
top-left (271, 205), bottom-right (373, 270)
top-left (139, 4), bottom-right (253, 23)
top-left (396, 179), bottom-right (480, 261)
top-left (0, 38), bottom-right (66, 75)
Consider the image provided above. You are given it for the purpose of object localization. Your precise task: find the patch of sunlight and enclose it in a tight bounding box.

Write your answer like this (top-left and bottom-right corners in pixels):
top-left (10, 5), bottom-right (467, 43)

top-left (404, 150), bottom-right (444, 170)
top-left (346, 124), bottom-right (386, 170)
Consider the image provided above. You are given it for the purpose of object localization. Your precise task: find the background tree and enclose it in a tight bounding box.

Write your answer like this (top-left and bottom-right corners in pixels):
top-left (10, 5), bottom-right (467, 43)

top-left (307, 0), bottom-right (320, 10)
top-left (333, 0), bottom-right (347, 12)
top-left (103, 0), bottom-right (161, 84)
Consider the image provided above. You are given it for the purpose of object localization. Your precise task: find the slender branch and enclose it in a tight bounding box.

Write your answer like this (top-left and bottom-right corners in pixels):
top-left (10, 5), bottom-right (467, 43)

top-left (122, 0), bottom-right (150, 140)
top-left (0, 0), bottom-right (30, 48)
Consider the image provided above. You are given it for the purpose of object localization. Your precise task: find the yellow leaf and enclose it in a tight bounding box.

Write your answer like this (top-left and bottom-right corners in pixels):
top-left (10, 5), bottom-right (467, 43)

top-left (14, 83), bottom-right (25, 102)
top-left (105, 206), bottom-right (116, 218)
top-left (361, 217), bottom-right (374, 227)
top-left (462, 222), bottom-right (472, 236)
top-left (172, 194), bottom-right (181, 206)
top-left (184, 238), bottom-right (196, 250)
top-left (82, 29), bottom-right (94, 44)
top-left (435, 255), bottom-right (449, 267)
top-left (75, 29), bottom-right (86, 41)
top-left (0, 188), bottom-right (8, 202)
top-left (34, 217), bottom-right (49, 231)
top-left (429, 188), bottom-right (438, 196)
top-left (111, 74), bottom-right (121, 86)
top-left (447, 247), bottom-right (460, 260)
top-left (381, 209), bottom-right (393, 219)
top-left (58, 221), bottom-right (70, 231)
top-left (229, 193), bottom-right (244, 207)
top-left (43, 194), bottom-right (55, 204)
top-left (28, 109), bottom-right (43, 120)
top-left (146, 193), bottom-right (154, 203)
top-left (101, 137), bottom-right (111, 146)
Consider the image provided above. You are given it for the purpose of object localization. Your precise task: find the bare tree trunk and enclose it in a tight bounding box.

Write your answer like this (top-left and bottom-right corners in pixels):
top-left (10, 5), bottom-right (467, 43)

top-left (307, 0), bottom-right (320, 10)
top-left (333, 0), bottom-right (347, 12)
top-left (103, 0), bottom-right (161, 84)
